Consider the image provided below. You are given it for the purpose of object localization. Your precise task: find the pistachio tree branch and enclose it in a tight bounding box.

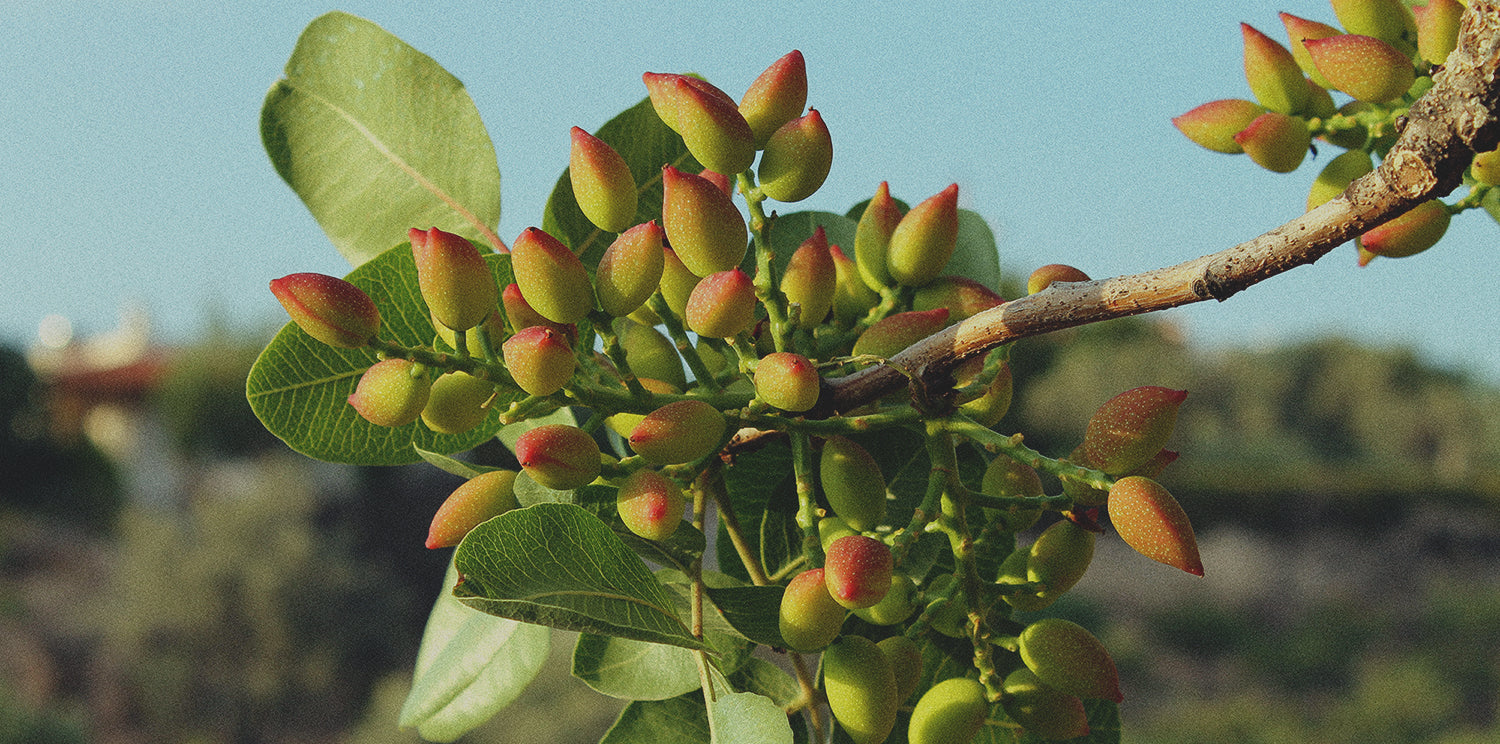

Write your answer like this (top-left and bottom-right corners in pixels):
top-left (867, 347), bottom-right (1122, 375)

top-left (826, 1), bottom-right (1500, 413)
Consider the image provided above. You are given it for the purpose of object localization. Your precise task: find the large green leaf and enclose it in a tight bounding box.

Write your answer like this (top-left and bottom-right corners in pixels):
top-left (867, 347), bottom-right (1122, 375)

top-left (715, 440), bottom-right (800, 583)
top-left (245, 244), bottom-right (515, 465)
top-left (262, 11), bottom-right (501, 265)
top-left (398, 560), bottom-right (551, 743)
top-left (453, 503), bottom-right (706, 649)
top-left (572, 633), bottom-right (703, 701)
top-left (601, 694), bottom-right (711, 744)
top-left (543, 95), bottom-right (701, 267)
top-left (704, 585), bottom-right (787, 649)
top-left (710, 692), bottom-right (794, 744)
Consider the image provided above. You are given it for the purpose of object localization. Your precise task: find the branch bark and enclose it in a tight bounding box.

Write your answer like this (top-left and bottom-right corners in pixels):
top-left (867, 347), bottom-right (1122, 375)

top-left (826, 1), bottom-right (1500, 414)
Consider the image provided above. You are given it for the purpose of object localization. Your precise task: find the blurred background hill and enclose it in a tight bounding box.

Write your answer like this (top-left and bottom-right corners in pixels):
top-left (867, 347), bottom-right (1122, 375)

top-left (1, 308), bottom-right (1497, 743)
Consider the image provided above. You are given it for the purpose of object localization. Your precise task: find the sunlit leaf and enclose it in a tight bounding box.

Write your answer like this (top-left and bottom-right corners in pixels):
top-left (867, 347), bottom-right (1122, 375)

top-left (711, 692), bottom-right (793, 744)
top-left (262, 11), bottom-right (502, 265)
top-left (572, 633), bottom-right (703, 701)
top-left (399, 560), bottom-right (550, 743)
top-left (453, 503), bottom-right (705, 649)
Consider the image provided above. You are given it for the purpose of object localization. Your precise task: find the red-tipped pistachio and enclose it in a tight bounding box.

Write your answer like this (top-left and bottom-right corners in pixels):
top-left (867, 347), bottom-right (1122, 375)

top-left (854, 181), bottom-right (903, 291)
top-left (907, 677), bottom-right (989, 744)
top-left (824, 534), bottom-right (893, 610)
top-left (758, 109), bottom-right (832, 203)
top-left (1108, 476), bottom-right (1204, 576)
top-left (596, 221), bottom-right (665, 318)
top-left (830, 244), bottom-right (879, 324)
top-left (511, 227), bottom-right (594, 325)
top-left (781, 227), bottom-right (837, 328)
top-left (1415, 0), bottom-right (1464, 66)
top-left (660, 165), bottom-right (748, 277)
top-left (270, 273), bottom-right (380, 348)
top-left (420, 371), bottom-right (495, 434)
top-left (740, 50), bottom-right (808, 148)
top-left (913, 276), bottom-right (1003, 322)
top-left (1234, 112), bottom-right (1311, 173)
top-left (616, 468), bottom-right (685, 542)
top-left (1172, 99), bottom-right (1268, 155)
top-left (1243, 23), bottom-right (1312, 115)
top-left (820, 435), bottom-right (887, 531)
top-left (514, 424), bottom-right (601, 491)
top-left (502, 325), bottom-right (576, 397)
top-left (852, 308), bottom-right (950, 359)
top-left (755, 351), bottom-right (822, 412)
top-left (822, 635), bottom-right (899, 744)
top-left (1279, 12), bottom-right (1344, 88)
top-left (410, 227), bottom-right (498, 333)
top-left (629, 399), bottom-right (726, 465)
top-left (348, 358), bottom-right (431, 427)
top-left (685, 268), bottom-right (756, 339)
top-left (569, 127), bottom-right (638, 233)
top-left (1018, 618), bottom-right (1123, 703)
top-left (426, 470), bottom-right (518, 549)
top-left (1082, 386), bottom-right (1187, 475)
top-left (887, 183), bottom-right (959, 287)
top-left (1357, 199), bottom-right (1451, 264)
top-left (1026, 263), bottom-right (1091, 294)
top-left (1001, 668), bottom-right (1090, 741)
top-left (1304, 34), bottom-right (1416, 104)
top-left (646, 73), bottom-right (756, 176)
top-left (1307, 149), bottom-right (1374, 211)
top-left (778, 568), bottom-right (845, 652)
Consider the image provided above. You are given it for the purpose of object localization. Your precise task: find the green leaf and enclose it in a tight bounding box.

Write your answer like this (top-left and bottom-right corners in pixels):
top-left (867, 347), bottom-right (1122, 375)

top-left (262, 11), bottom-right (502, 265)
top-left (728, 657), bottom-right (801, 708)
top-left (572, 633), bottom-right (703, 701)
top-left (952, 209), bottom-right (1002, 293)
top-left (619, 523), bottom-right (708, 576)
top-left (601, 694), bottom-right (711, 744)
top-left (543, 95), bottom-right (700, 267)
top-left (704, 585), bottom-right (787, 649)
top-left (414, 445), bottom-right (497, 479)
top-left (245, 245), bottom-right (516, 465)
top-left (453, 503), bottom-right (706, 649)
top-left (710, 692), bottom-right (794, 744)
top-left (399, 560), bottom-right (550, 743)
top-left (716, 440), bottom-right (800, 583)
top-left (762, 211), bottom-right (859, 277)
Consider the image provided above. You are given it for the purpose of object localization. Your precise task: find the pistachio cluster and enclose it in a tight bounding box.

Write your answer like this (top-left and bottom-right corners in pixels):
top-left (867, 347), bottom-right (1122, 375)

top-left (1173, 0), bottom-right (1482, 265)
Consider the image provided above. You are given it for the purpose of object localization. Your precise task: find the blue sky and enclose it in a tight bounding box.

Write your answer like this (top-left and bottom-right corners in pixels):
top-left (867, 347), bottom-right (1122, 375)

top-left (4, 1), bottom-right (1496, 382)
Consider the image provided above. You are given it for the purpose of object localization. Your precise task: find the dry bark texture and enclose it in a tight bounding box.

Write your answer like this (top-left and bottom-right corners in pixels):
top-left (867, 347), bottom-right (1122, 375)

top-left (826, 1), bottom-right (1500, 413)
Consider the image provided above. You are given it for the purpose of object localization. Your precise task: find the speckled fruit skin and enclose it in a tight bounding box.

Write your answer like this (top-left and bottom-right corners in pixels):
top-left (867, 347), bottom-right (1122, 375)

top-left (628, 399), bottom-right (726, 465)
top-left (739, 50), bottom-right (807, 147)
top-left (685, 268), bottom-right (756, 339)
top-left (502, 325), bottom-right (576, 397)
top-left (778, 568), bottom-right (844, 652)
top-left (1006, 518), bottom-right (1096, 612)
top-left (780, 228), bottom-right (836, 328)
top-left (886, 183), bottom-right (958, 288)
top-left (427, 470), bottom-right (518, 549)
top-left (660, 165), bottom-right (748, 277)
top-left (1082, 386), bottom-right (1187, 475)
top-left (410, 227), bottom-right (498, 333)
top-left (852, 573), bottom-right (915, 626)
top-left (420, 371), bottom-right (495, 434)
top-left (1304, 34), bottom-right (1416, 104)
top-left (854, 181), bottom-right (902, 291)
top-left (1026, 263), bottom-right (1091, 294)
top-left (1107, 476), bottom-right (1204, 576)
top-left (819, 436), bottom-right (886, 531)
top-left (907, 677), bottom-right (989, 744)
top-left (510, 227), bottom-right (595, 325)
top-left (568, 126), bottom-right (637, 233)
top-left (824, 534), bottom-right (893, 610)
top-left (755, 351), bottom-right (821, 412)
top-left (852, 308), bottom-right (950, 359)
top-left (822, 635), bottom-right (899, 744)
top-left (514, 424), bottom-right (601, 491)
top-left (1018, 618), bottom-right (1123, 703)
top-left (270, 273), bottom-right (380, 348)
top-left (1234, 111), bottom-right (1310, 173)
top-left (876, 635), bottom-right (923, 703)
top-left (595, 221), bottom-right (664, 317)
top-left (1358, 199), bottom-right (1451, 263)
top-left (615, 469), bottom-right (685, 542)
top-left (1241, 22), bottom-right (1309, 115)
top-left (980, 454), bottom-right (1043, 532)
top-left (758, 109), bottom-right (832, 203)
top-left (348, 358), bottom-right (431, 427)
